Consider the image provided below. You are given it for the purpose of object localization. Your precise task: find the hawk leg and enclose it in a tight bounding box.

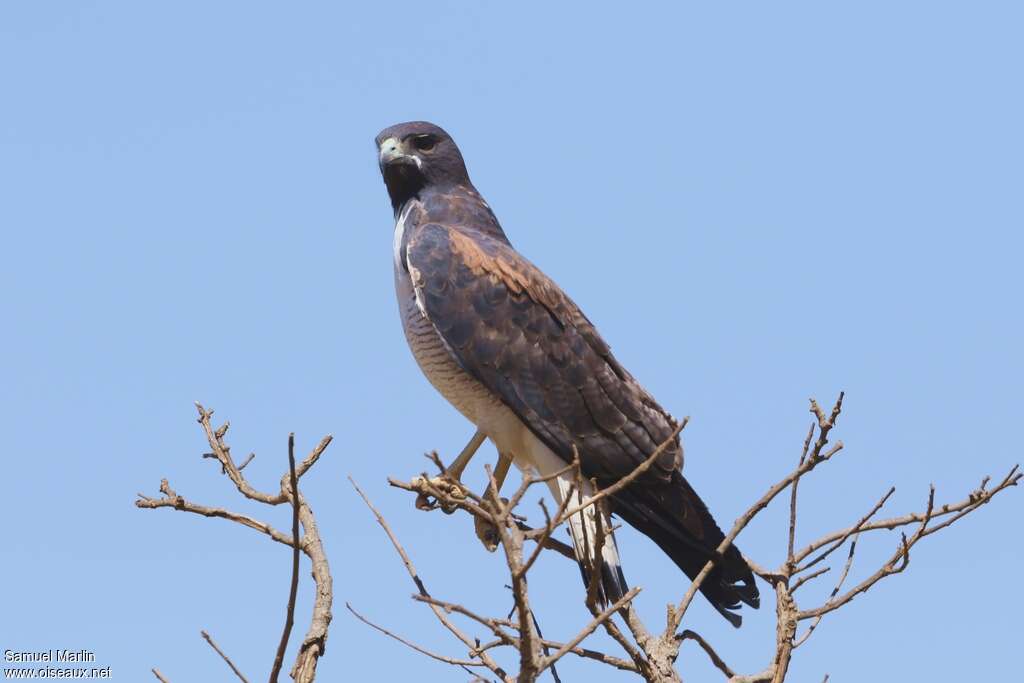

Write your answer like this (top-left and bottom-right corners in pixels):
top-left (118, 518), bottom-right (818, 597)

top-left (412, 431), bottom-right (513, 552)
top-left (446, 429), bottom-right (487, 480)
top-left (413, 430), bottom-right (486, 512)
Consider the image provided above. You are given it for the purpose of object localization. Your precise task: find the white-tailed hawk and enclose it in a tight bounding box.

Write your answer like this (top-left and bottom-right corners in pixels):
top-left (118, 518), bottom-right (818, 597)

top-left (376, 121), bottom-right (758, 625)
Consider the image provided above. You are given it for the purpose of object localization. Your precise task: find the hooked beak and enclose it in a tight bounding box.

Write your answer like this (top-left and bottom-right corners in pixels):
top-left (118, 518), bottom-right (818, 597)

top-left (378, 136), bottom-right (422, 170)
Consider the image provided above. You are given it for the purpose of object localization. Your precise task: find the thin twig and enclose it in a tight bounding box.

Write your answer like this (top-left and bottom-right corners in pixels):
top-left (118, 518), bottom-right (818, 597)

top-left (151, 668), bottom-right (171, 683)
top-left (269, 433), bottom-right (301, 683)
top-left (138, 408), bottom-right (334, 683)
top-left (528, 605), bottom-right (561, 683)
top-left (193, 403), bottom-right (332, 505)
top-left (790, 565), bottom-right (831, 594)
top-left (536, 638), bottom-right (637, 672)
top-left (796, 487), bottom-right (895, 573)
top-left (794, 467), bottom-right (1019, 567)
top-left (539, 587), bottom-right (642, 671)
top-left (679, 629), bottom-right (736, 678)
top-left (794, 535), bottom-right (858, 648)
top-left (414, 595), bottom-right (519, 634)
top-left (517, 496), bottom-right (572, 579)
top-left (199, 630), bottom-right (249, 683)
top-left (135, 480), bottom-right (294, 547)
top-left (348, 476), bottom-right (512, 682)
top-left (346, 602), bottom-right (487, 667)
top-left (787, 424), bottom-right (815, 571)
top-left (668, 395), bottom-right (845, 634)
top-left (798, 487), bottom-right (938, 620)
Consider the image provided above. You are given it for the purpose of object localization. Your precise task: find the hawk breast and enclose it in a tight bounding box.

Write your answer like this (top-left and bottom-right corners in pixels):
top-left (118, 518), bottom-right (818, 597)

top-left (393, 207), bottom-right (512, 431)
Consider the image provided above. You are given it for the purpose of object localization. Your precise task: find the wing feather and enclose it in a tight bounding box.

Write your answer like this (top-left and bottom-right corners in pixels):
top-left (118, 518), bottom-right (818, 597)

top-left (405, 222), bottom-right (679, 484)
top-left (406, 220), bottom-right (759, 622)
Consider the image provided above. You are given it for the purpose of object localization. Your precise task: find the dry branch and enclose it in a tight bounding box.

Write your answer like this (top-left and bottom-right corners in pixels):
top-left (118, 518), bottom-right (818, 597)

top-left (345, 602), bottom-right (488, 668)
top-left (269, 433), bottom-right (302, 683)
top-left (678, 630), bottom-right (736, 679)
top-left (136, 479), bottom-right (295, 546)
top-left (348, 476), bottom-right (513, 682)
top-left (137, 405), bottom-right (334, 683)
top-left (541, 587), bottom-right (642, 672)
top-left (200, 630), bottom-right (249, 683)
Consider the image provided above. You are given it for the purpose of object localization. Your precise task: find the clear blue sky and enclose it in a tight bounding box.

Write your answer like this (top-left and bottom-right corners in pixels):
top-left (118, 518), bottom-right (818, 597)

top-left (2, 2), bottom-right (1021, 681)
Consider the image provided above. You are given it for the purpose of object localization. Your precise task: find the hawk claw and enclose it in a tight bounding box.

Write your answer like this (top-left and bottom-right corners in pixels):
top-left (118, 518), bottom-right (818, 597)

top-left (473, 497), bottom-right (510, 552)
top-left (411, 475), bottom-right (469, 513)
top-left (474, 515), bottom-right (501, 552)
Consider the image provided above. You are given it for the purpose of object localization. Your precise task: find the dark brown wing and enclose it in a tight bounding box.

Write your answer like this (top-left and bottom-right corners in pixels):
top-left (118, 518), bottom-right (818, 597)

top-left (405, 221), bottom-right (680, 484)
top-left (405, 221), bottom-right (759, 624)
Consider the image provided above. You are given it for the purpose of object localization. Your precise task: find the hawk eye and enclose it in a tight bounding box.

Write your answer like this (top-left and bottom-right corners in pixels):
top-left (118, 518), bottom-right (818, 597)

top-left (412, 135), bottom-right (437, 152)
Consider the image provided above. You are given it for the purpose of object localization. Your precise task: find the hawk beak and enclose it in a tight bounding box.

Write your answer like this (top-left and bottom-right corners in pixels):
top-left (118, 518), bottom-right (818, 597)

top-left (378, 137), bottom-right (403, 165)
top-left (378, 137), bottom-right (422, 170)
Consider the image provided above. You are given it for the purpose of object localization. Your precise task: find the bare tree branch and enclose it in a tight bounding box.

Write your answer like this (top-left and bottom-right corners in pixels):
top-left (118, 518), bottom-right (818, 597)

top-left (666, 395), bottom-right (846, 642)
top-left (678, 630), bottom-right (736, 679)
top-left (793, 535), bottom-right (857, 649)
top-left (348, 476), bottom-right (513, 682)
top-left (517, 497), bottom-right (571, 578)
top-left (413, 595), bottom-right (519, 635)
top-left (540, 587), bottom-right (642, 672)
top-left (796, 487), bottom-right (895, 573)
top-left (536, 638), bottom-right (638, 673)
top-left (345, 602), bottom-right (488, 668)
top-left (193, 403), bottom-right (332, 505)
top-left (269, 433), bottom-right (301, 683)
top-left (790, 564), bottom-right (830, 594)
top-left (787, 424), bottom-right (816, 570)
top-left (200, 630), bottom-right (249, 683)
top-left (798, 487), bottom-right (937, 621)
top-left (137, 407), bottom-right (334, 683)
top-left (135, 479), bottom-right (295, 547)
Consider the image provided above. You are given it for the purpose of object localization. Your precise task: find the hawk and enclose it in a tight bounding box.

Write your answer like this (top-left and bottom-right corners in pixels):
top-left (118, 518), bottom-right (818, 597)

top-left (376, 121), bottom-right (759, 625)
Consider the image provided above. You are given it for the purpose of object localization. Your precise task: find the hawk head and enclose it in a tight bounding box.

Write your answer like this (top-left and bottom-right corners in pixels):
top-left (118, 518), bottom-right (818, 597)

top-left (375, 121), bottom-right (469, 212)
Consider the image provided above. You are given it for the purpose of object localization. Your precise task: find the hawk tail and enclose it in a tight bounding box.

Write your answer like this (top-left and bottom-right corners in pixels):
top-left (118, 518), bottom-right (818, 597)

top-left (554, 476), bottom-right (628, 607)
top-left (613, 472), bottom-right (759, 627)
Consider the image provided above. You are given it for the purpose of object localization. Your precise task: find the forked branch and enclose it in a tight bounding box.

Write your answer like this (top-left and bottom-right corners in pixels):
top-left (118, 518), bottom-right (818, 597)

top-left (137, 405), bottom-right (334, 683)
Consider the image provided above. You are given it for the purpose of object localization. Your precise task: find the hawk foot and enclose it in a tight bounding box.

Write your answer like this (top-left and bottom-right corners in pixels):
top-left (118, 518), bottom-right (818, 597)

top-left (473, 497), bottom-right (510, 552)
top-left (411, 475), bottom-right (469, 514)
